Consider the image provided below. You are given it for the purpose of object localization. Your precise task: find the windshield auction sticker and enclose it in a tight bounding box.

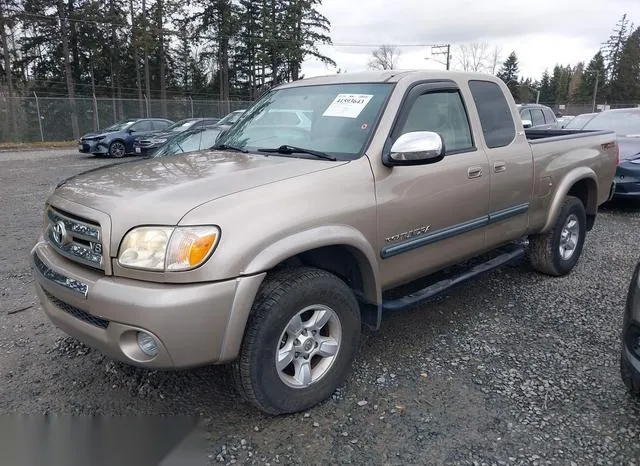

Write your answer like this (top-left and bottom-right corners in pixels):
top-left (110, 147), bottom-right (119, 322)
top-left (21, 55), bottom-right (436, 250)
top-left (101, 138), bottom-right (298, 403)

top-left (322, 94), bottom-right (374, 118)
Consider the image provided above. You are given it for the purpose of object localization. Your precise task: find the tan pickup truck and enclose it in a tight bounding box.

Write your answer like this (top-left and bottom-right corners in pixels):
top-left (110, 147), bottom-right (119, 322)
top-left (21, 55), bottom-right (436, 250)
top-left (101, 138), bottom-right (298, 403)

top-left (32, 70), bottom-right (618, 414)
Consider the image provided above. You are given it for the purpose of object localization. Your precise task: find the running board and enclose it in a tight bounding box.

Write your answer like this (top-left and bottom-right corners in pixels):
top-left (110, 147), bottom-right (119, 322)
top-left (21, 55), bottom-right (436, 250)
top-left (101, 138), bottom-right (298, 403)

top-left (381, 246), bottom-right (525, 312)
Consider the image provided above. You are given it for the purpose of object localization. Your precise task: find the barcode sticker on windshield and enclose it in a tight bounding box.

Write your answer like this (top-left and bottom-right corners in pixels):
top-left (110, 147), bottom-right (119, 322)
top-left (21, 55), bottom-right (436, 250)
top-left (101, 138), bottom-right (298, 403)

top-left (322, 94), bottom-right (374, 118)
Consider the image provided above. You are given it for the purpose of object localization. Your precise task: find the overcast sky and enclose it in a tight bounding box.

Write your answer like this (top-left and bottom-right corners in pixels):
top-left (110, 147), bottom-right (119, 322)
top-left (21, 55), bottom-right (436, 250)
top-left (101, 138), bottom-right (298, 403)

top-left (300, 0), bottom-right (636, 80)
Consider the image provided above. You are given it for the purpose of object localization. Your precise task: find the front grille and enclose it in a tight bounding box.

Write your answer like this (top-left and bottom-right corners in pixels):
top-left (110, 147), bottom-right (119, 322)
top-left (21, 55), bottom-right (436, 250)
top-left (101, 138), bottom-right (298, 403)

top-left (43, 289), bottom-right (109, 329)
top-left (46, 207), bottom-right (104, 270)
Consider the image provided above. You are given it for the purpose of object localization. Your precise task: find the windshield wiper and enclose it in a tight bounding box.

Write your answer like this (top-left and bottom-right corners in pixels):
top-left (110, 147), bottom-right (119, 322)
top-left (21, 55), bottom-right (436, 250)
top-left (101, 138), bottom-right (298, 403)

top-left (213, 143), bottom-right (248, 153)
top-left (257, 145), bottom-right (337, 161)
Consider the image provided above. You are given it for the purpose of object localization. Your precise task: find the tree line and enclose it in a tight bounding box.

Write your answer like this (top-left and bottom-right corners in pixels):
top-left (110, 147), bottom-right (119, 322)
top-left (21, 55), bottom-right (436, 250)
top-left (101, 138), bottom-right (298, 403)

top-left (0, 0), bottom-right (335, 104)
top-left (496, 14), bottom-right (639, 106)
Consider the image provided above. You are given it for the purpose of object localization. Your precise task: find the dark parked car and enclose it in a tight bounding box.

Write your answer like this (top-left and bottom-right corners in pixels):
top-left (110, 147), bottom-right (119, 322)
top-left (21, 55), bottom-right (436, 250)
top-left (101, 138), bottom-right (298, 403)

top-left (517, 103), bottom-right (559, 129)
top-left (621, 260), bottom-right (640, 397)
top-left (152, 126), bottom-right (225, 157)
top-left (78, 118), bottom-right (174, 157)
top-left (132, 118), bottom-right (221, 156)
top-left (569, 108), bottom-right (640, 199)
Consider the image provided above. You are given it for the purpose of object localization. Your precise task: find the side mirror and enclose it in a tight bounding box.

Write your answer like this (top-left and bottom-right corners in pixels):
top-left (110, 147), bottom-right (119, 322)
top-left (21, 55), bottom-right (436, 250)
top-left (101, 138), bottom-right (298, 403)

top-left (385, 131), bottom-right (445, 166)
top-left (522, 119), bottom-right (533, 129)
top-left (127, 128), bottom-right (135, 134)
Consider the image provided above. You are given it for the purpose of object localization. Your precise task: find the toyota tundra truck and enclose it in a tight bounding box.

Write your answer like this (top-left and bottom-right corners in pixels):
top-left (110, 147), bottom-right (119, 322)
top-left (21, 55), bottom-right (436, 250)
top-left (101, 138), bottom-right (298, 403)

top-left (31, 70), bottom-right (618, 415)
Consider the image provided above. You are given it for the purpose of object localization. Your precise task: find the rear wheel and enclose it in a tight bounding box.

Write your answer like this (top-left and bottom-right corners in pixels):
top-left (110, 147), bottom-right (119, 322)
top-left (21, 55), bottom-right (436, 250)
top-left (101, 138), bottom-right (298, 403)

top-left (109, 141), bottom-right (126, 158)
top-left (232, 266), bottom-right (361, 415)
top-left (528, 195), bottom-right (586, 276)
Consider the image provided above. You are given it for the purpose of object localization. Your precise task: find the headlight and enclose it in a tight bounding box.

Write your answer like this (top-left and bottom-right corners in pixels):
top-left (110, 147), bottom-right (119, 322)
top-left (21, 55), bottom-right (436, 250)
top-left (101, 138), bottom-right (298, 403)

top-left (149, 138), bottom-right (167, 144)
top-left (118, 226), bottom-right (220, 271)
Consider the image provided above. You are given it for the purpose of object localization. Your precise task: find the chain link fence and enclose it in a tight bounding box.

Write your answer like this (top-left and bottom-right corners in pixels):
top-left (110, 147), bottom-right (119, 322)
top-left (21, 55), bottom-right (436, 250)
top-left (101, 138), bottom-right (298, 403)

top-left (532, 101), bottom-right (639, 116)
top-left (0, 95), bottom-right (254, 143)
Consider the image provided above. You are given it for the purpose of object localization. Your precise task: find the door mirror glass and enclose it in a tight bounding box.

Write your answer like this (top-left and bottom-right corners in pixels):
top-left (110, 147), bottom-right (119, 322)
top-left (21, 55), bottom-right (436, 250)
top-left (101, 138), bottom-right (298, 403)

top-left (388, 131), bottom-right (444, 165)
top-left (522, 119), bottom-right (533, 129)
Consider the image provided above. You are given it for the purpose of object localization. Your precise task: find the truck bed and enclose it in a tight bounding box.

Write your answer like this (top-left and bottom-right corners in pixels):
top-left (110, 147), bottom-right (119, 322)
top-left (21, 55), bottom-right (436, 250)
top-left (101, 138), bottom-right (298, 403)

top-left (525, 129), bottom-right (612, 142)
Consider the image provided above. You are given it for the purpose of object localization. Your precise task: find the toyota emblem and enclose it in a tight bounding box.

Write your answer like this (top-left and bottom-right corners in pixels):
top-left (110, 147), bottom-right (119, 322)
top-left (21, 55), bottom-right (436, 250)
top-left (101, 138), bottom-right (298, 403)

top-left (52, 220), bottom-right (67, 245)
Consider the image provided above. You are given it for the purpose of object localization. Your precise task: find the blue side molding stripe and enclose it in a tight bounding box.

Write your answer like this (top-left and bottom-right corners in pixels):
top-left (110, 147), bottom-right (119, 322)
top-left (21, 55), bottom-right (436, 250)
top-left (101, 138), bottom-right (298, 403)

top-left (380, 202), bottom-right (529, 259)
top-left (488, 202), bottom-right (529, 224)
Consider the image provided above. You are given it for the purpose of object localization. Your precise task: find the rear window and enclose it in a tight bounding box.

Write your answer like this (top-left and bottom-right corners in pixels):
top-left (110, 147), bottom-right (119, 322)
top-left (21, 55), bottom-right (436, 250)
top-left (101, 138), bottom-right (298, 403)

top-left (468, 80), bottom-right (515, 148)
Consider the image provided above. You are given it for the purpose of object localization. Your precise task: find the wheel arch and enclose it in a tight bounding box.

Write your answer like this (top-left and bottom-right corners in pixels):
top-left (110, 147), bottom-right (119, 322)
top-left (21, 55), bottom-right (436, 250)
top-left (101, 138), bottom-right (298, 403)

top-left (242, 226), bottom-right (381, 306)
top-left (541, 168), bottom-right (598, 233)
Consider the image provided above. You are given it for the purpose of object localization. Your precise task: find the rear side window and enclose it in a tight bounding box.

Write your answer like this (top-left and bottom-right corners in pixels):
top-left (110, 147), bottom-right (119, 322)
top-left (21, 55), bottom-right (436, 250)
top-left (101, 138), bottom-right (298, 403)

top-left (530, 109), bottom-right (545, 126)
top-left (542, 108), bottom-right (556, 123)
top-left (154, 120), bottom-right (171, 130)
top-left (468, 80), bottom-right (515, 148)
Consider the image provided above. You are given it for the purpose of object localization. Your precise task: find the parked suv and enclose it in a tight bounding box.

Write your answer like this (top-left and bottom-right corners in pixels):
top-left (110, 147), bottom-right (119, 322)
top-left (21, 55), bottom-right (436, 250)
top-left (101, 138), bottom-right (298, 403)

top-left (517, 104), bottom-right (559, 130)
top-left (78, 118), bottom-right (174, 157)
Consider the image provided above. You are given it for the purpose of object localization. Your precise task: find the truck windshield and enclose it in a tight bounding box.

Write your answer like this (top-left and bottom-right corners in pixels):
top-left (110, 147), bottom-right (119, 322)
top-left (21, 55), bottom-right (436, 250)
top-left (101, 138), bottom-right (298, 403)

top-left (216, 83), bottom-right (393, 160)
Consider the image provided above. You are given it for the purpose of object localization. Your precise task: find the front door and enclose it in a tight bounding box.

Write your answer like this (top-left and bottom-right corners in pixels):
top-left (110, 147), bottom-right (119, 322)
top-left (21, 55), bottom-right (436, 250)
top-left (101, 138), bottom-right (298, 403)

top-left (374, 82), bottom-right (491, 290)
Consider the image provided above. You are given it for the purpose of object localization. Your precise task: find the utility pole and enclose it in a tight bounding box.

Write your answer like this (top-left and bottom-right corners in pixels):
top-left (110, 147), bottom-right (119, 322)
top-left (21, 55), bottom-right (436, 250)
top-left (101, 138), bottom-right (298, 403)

top-left (431, 44), bottom-right (451, 70)
top-left (592, 71), bottom-right (599, 113)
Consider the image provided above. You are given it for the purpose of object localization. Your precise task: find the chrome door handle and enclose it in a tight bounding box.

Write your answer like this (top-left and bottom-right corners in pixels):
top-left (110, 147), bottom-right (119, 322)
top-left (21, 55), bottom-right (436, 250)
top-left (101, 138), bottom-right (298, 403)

top-left (494, 161), bottom-right (506, 173)
top-left (467, 166), bottom-right (483, 179)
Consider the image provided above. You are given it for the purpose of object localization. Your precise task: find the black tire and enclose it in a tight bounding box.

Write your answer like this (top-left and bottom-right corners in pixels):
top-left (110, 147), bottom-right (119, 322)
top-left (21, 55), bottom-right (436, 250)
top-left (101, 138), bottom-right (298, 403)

top-left (528, 195), bottom-right (586, 276)
top-left (232, 266), bottom-right (361, 415)
top-left (108, 140), bottom-right (126, 158)
top-left (620, 350), bottom-right (640, 397)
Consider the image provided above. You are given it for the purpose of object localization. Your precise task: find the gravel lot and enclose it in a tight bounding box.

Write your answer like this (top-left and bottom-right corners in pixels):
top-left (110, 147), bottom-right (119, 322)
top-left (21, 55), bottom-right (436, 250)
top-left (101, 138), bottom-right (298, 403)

top-left (1, 149), bottom-right (640, 465)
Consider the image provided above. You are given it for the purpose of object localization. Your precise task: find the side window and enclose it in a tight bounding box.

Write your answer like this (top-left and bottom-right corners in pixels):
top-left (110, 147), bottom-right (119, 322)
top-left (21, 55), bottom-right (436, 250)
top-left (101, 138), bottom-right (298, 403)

top-left (399, 91), bottom-right (473, 153)
top-left (530, 109), bottom-right (545, 126)
top-left (131, 121), bottom-right (154, 132)
top-left (468, 80), bottom-right (516, 148)
top-left (520, 109), bottom-right (532, 122)
top-left (543, 109), bottom-right (556, 123)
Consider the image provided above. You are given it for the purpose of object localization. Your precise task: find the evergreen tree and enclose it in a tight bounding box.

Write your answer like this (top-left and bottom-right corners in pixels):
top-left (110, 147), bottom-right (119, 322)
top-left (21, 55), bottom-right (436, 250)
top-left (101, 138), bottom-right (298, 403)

top-left (609, 26), bottom-right (640, 102)
top-left (567, 62), bottom-right (584, 103)
top-left (602, 14), bottom-right (633, 84)
top-left (538, 70), bottom-right (554, 104)
top-left (497, 51), bottom-right (519, 99)
top-left (577, 51), bottom-right (606, 103)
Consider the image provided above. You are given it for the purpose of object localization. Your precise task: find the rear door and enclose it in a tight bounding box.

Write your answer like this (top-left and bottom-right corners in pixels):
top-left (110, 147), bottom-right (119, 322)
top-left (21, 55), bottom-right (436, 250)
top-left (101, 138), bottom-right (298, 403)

top-left (375, 81), bottom-right (491, 288)
top-left (468, 80), bottom-right (534, 249)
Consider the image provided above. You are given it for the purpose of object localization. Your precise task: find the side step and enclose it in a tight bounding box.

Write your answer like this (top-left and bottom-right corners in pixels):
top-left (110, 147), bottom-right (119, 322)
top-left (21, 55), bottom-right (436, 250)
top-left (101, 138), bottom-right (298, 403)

top-left (381, 245), bottom-right (525, 312)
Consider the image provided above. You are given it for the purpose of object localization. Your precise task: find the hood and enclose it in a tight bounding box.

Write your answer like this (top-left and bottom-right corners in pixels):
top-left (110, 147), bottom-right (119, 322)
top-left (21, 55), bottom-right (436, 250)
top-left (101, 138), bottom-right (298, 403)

top-left (81, 128), bottom-right (121, 139)
top-left (52, 150), bottom-right (347, 227)
top-left (618, 136), bottom-right (640, 162)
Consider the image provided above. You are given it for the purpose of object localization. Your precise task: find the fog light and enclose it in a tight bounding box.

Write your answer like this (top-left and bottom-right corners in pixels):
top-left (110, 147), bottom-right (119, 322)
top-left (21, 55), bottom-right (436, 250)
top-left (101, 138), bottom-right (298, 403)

top-left (136, 331), bottom-right (158, 357)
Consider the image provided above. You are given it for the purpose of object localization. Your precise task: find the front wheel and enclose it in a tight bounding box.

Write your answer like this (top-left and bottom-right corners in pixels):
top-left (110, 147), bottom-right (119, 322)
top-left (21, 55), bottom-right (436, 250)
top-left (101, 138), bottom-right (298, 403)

top-left (232, 267), bottom-right (361, 415)
top-left (528, 195), bottom-right (586, 276)
top-left (108, 141), bottom-right (126, 158)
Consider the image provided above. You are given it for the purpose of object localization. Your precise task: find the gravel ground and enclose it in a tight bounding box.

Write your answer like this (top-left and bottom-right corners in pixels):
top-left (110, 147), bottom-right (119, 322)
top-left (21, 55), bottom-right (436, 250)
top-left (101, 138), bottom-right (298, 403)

top-left (1, 149), bottom-right (640, 465)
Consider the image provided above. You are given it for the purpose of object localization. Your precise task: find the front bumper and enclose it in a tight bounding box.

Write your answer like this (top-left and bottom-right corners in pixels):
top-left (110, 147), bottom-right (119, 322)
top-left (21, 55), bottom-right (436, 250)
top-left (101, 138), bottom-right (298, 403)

top-left (78, 140), bottom-right (108, 155)
top-left (31, 241), bottom-right (265, 369)
top-left (132, 144), bottom-right (160, 155)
